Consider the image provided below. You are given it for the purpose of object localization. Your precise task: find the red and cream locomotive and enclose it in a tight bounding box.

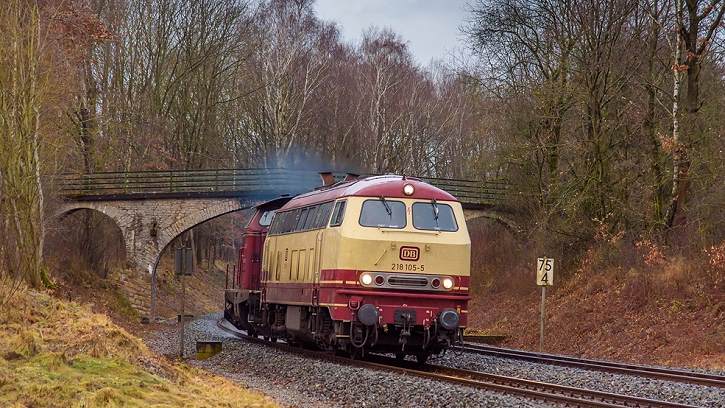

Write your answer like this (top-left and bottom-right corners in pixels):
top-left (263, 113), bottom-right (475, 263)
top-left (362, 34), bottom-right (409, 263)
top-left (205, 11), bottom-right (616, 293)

top-left (225, 173), bottom-right (471, 362)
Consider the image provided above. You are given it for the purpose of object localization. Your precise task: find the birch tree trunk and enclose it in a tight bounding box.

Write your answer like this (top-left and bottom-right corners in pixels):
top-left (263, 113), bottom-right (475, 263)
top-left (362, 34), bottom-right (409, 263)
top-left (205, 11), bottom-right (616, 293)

top-left (665, 0), bottom-right (725, 229)
top-left (666, 0), bottom-right (686, 229)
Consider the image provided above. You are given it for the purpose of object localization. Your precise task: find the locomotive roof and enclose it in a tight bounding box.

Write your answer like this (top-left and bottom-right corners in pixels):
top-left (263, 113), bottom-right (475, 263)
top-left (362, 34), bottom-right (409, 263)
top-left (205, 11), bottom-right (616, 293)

top-left (279, 175), bottom-right (458, 211)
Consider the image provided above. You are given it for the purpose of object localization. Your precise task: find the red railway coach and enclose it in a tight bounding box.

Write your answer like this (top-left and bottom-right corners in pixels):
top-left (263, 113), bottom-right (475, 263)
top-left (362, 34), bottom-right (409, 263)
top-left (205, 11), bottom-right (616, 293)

top-left (225, 174), bottom-right (471, 363)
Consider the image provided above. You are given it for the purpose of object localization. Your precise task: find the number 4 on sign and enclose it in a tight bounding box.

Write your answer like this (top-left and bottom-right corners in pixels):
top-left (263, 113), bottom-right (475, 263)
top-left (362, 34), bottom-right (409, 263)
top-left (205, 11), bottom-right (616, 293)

top-left (536, 258), bottom-right (554, 286)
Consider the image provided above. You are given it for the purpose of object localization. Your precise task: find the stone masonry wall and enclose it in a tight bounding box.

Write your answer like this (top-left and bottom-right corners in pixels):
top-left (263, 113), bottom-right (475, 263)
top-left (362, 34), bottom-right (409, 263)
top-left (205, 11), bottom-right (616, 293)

top-left (109, 268), bottom-right (151, 317)
top-left (56, 197), bottom-right (257, 318)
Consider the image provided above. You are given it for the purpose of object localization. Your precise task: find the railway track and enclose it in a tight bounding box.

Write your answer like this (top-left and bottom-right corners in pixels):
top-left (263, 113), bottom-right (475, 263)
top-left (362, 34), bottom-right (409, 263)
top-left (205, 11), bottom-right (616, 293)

top-left (215, 319), bottom-right (697, 407)
top-left (453, 343), bottom-right (725, 388)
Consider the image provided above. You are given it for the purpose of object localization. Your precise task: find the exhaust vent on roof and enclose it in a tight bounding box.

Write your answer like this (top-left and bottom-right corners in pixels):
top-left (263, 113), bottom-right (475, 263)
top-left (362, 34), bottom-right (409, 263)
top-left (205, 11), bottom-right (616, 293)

top-left (344, 173), bottom-right (359, 182)
top-left (319, 172), bottom-right (335, 187)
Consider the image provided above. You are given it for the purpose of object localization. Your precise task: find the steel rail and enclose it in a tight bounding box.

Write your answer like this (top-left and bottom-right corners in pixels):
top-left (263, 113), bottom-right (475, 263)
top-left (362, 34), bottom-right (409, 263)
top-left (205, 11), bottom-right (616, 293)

top-left (453, 343), bottom-right (725, 388)
top-left (417, 363), bottom-right (696, 408)
top-left (214, 319), bottom-right (694, 408)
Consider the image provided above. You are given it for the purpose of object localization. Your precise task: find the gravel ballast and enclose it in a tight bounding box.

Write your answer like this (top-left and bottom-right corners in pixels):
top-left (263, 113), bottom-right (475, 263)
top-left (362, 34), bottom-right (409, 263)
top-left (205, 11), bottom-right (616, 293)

top-left (144, 313), bottom-right (724, 407)
top-left (146, 313), bottom-right (550, 407)
top-left (434, 348), bottom-right (725, 407)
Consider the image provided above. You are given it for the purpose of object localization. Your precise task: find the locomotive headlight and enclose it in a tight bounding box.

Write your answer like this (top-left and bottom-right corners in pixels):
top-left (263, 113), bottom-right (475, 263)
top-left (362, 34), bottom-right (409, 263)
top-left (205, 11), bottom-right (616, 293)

top-left (360, 273), bottom-right (373, 285)
top-left (442, 277), bottom-right (454, 289)
top-left (403, 183), bottom-right (415, 196)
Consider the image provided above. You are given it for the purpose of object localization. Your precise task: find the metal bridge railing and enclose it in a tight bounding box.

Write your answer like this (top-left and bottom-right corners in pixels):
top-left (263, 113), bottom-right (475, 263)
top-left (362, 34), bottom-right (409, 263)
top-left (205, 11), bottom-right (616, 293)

top-left (58, 169), bottom-right (509, 206)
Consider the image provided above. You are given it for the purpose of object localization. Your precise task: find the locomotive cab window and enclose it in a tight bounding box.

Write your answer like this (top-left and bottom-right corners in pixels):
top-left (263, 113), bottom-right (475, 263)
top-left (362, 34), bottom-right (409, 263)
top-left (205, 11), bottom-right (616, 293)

top-left (359, 198), bottom-right (406, 229)
top-left (259, 210), bottom-right (275, 227)
top-left (330, 200), bottom-right (347, 227)
top-left (412, 202), bottom-right (458, 231)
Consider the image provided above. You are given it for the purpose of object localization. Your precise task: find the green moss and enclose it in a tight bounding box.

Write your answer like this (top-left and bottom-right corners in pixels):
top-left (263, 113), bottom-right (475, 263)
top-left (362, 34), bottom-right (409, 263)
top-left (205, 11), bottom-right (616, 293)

top-left (0, 352), bottom-right (275, 407)
top-left (0, 353), bottom-right (165, 407)
top-left (111, 288), bottom-right (139, 320)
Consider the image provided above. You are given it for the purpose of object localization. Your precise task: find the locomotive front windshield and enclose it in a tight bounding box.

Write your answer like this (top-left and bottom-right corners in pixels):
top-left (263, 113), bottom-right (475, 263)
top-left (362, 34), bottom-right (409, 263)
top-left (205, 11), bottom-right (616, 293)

top-left (359, 199), bottom-right (406, 228)
top-left (412, 202), bottom-right (458, 231)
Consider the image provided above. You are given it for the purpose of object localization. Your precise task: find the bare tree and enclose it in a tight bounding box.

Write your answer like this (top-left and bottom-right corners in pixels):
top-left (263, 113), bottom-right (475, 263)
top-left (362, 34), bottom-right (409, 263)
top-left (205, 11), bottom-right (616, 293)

top-left (465, 0), bottom-right (579, 205)
top-left (234, 0), bottom-right (333, 167)
top-left (0, 0), bottom-right (50, 287)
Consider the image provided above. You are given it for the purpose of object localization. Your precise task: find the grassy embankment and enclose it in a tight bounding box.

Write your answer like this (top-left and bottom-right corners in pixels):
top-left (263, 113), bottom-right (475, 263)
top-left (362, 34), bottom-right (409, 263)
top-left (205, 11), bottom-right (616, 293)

top-left (0, 284), bottom-right (275, 407)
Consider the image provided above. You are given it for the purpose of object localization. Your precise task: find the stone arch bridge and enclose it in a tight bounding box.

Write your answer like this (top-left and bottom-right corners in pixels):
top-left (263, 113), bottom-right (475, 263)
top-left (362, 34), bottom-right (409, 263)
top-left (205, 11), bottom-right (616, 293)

top-left (55, 169), bottom-right (512, 319)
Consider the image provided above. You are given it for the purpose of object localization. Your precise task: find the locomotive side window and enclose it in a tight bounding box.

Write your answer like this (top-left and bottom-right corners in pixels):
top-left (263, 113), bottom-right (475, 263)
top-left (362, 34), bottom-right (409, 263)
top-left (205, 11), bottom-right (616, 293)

top-left (303, 206), bottom-right (319, 229)
top-left (296, 208), bottom-right (309, 231)
top-left (268, 213), bottom-right (282, 234)
top-left (282, 209), bottom-right (298, 234)
top-left (412, 202), bottom-right (458, 232)
top-left (267, 201), bottom-right (335, 235)
top-left (330, 200), bottom-right (347, 227)
top-left (315, 202), bottom-right (334, 228)
top-left (279, 212), bottom-right (290, 233)
top-left (359, 199), bottom-right (406, 229)
top-left (269, 212), bottom-right (282, 234)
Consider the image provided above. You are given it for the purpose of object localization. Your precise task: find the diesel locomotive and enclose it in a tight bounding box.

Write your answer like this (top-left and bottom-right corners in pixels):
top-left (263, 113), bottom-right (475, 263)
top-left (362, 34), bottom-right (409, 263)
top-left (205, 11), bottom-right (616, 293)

top-left (224, 174), bottom-right (470, 363)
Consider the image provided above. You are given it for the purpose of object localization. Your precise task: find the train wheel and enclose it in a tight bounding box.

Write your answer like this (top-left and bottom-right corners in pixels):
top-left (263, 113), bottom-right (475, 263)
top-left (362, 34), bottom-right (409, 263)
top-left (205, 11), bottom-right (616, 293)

top-left (395, 352), bottom-right (406, 363)
top-left (415, 352), bottom-right (429, 365)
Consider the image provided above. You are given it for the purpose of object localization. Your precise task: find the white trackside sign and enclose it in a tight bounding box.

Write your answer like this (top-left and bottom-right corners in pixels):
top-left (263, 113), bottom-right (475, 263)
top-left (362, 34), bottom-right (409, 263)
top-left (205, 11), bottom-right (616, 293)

top-left (536, 257), bottom-right (554, 286)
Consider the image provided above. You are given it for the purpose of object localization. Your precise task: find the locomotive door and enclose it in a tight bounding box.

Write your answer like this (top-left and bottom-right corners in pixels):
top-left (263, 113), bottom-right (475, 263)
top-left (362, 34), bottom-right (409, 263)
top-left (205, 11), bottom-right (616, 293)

top-left (312, 229), bottom-right (324, 306)
top-left (261, 237), bottom-right (276, 305)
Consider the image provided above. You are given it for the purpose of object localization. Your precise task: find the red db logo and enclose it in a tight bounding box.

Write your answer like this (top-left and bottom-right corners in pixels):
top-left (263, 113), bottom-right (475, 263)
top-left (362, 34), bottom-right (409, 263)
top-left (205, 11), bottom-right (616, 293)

top-left (399, 246), bottom-right (420, 261)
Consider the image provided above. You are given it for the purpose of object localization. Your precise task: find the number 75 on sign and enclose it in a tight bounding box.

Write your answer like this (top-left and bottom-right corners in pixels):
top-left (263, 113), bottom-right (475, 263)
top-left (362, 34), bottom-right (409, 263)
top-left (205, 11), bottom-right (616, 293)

top-left (536, 258), bottom-right (554, 286)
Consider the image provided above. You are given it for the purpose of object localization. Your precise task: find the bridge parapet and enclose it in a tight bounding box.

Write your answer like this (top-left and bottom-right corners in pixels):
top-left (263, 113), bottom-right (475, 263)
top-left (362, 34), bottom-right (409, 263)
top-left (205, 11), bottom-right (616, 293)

top-left (58, 168), bottom-right (509, 208)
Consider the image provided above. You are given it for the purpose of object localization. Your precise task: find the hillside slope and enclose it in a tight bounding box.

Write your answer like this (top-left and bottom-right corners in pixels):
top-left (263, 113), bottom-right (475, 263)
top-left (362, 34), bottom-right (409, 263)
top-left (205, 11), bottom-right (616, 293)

top-left (468, 245), bottom-right (725, 369)
top-left (0, 285), bottom-right (275, 407)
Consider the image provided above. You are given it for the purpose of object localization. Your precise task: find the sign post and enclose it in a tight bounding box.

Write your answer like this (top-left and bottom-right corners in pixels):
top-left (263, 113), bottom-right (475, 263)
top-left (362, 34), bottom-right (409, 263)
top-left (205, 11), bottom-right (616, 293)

top-left (536, 257), bottom-right (554, 352)
top-left (175, 247), bottom-right (193, 358)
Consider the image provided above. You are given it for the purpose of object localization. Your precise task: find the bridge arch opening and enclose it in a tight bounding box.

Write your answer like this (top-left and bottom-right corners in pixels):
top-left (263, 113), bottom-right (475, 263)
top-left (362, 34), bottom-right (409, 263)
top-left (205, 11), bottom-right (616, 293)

top-left (463, 209), bottom-right (520, 235)
top-left (149, 205), bottom-right (257, 319)
top-left (46, 207), bottom-right (127, 280)
top-left (152, 205), bottom-right (254, 271)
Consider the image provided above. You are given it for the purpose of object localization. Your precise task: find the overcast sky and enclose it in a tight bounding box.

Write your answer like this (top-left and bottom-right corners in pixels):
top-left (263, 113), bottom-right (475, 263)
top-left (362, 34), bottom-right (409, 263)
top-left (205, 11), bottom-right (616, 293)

top-left (314, 0), bottom-right (472, 66)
